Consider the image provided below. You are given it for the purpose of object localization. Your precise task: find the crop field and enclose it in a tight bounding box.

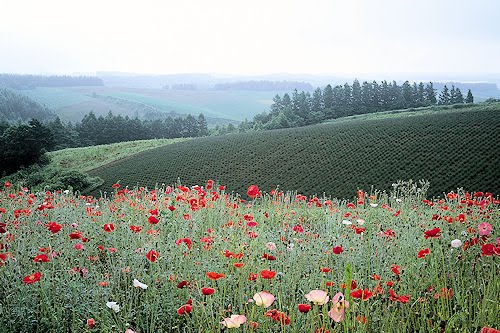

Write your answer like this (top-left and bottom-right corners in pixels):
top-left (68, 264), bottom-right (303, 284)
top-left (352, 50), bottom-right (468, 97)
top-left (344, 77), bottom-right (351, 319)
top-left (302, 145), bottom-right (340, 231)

top-left (0, 181), bottom-right (498, 332)
top-left (13, 86), bottom-right (277, 123)
top-left (88, 103), bottom-right (500, 200)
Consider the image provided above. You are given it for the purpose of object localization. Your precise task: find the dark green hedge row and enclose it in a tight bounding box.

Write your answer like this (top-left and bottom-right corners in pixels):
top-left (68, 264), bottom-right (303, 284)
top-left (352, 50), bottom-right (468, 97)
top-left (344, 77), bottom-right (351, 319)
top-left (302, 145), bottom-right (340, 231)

top-left (89, 104), bottom-right (500, 199)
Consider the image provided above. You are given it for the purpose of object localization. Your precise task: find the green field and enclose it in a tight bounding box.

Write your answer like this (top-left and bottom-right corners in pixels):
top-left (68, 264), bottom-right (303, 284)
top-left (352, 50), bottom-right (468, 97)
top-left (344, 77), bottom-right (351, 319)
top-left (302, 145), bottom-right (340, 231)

top-left (13, 86), bottom-right (278, 123)
top-left (48, 138), bottom-right (190, 173)
top-left (86, 103), bottom-right (500, 199)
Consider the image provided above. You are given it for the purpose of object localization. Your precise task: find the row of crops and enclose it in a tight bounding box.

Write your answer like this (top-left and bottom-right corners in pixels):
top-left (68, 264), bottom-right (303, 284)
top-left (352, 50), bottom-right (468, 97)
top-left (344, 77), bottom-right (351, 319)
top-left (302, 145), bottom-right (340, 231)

top-left (88, 103), bottom-right (500, 199)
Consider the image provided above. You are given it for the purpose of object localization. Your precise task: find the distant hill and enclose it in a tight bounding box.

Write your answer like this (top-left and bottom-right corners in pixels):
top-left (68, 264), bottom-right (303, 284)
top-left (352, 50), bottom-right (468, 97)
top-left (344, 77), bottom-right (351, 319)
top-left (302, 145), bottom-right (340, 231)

top-left (87, 102), bottom-right (500, 199)
top-left (0, 74), bottom-right (103, 89)
top-left (0, 88), bottom-right (56, 122)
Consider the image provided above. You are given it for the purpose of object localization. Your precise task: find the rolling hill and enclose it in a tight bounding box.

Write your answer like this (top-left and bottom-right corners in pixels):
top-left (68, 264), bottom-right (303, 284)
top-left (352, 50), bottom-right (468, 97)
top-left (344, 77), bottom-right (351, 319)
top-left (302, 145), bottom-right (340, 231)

top-left (86, 102), bottom-right (500, 199)
top-left (12, 86), bottom-right (277, 125)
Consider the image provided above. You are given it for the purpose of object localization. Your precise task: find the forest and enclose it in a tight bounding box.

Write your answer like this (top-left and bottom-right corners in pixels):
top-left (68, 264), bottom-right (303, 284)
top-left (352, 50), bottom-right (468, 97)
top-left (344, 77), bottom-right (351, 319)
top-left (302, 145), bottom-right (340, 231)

top-left (0, 110), bottom-right (209, 177)
top-left (245, 80), bottom-right (474, 130)
top-left (0, 74), bottom-right (103, 89)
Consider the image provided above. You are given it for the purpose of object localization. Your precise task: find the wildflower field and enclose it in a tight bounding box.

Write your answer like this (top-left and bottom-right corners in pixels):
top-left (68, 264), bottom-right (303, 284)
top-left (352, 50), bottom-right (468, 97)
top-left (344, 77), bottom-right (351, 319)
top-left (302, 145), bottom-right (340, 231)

top-left (0, 180), bottom-right (498, 333)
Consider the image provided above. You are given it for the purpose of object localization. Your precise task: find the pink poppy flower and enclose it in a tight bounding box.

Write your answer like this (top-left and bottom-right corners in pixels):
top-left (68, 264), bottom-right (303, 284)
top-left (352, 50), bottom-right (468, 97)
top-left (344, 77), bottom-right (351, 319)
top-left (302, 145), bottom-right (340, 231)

top-left (478, 222), bottom-right (492, 236)
top-left (221, 314), bottom-right (247, 328)
top-left (253, 291), bottom-right (275, 308)
top-left (305, 290), bottom-right (329, 305)
top-left (328, 292), bottom-right (349, 322)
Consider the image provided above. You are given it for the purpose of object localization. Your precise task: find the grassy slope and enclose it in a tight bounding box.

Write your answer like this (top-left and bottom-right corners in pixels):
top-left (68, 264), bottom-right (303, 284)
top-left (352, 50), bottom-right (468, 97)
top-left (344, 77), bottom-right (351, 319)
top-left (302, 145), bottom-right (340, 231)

top-left (48, 138), bottom-right (190, 173)
top-left (87, 103), bottom-right (500, 199)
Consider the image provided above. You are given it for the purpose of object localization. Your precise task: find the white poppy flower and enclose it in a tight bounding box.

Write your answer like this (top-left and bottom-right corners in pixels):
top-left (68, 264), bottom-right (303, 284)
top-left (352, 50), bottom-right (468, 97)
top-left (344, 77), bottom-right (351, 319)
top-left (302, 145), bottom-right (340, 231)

top-left (133, 278), bottom-right (148, 289)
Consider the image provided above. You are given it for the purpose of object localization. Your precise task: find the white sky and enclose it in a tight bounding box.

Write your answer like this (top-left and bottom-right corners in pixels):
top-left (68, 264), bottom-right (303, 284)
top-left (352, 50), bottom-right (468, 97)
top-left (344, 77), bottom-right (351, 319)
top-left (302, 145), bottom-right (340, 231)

top-left (1, 0), bottom-right (499, 76)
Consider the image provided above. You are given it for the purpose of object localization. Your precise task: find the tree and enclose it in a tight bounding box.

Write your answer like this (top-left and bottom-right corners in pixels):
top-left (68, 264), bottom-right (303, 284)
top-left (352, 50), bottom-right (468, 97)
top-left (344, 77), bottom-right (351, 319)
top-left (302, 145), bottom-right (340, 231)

top-left (0, 119), bottom-right (54, 176)
top-left (351, 79), bottom-right (363, 114)
top-left (401, 81), bottom-right (414, 108)
top-left (465, 89), bottom-right (474, 104)
top-left (270, 94), bottom-right (283, 116)
top-left (450, 86), bottom-right (464, 104)
top-left (438, 85), bottom-right (451, 105)
top-left (323, 84), bottom-right (334, 110)
top-left (197, 114), bottom-right (209, 136)
top-left (425, 82), bottom-right (437, 105)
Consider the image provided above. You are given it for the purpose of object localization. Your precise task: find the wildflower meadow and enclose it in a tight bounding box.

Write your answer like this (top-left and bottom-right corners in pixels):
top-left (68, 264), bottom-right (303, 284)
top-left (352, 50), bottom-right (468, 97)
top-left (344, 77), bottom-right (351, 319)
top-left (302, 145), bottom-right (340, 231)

top-left (0, 180), bottom-right (498, 332)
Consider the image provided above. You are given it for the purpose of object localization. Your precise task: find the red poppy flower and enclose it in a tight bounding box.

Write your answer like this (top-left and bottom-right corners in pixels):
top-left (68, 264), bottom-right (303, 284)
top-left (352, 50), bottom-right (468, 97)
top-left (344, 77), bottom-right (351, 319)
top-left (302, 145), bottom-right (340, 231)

top-left (111, 183), bottom-right (120, 189)
top-left (177, 280), bottom-right (189, 288)
top-left (248, 272), bottom-right (258, 281)
top-left (33, 254), bottom-right (50, 263)
top-left (293, 225), bottom-right (304, 233)
top-left (262, 253), bottom-right (276, 260)
top-left (233, 262), bottom-right (245, 268)
top-left (417, 248), bottom-right (430, 258)
top-left (424, 227), bottom-right (441, 239)
top-left (298, 304), bottom-right (311, 313)
top-left (146, 250), bottom-right (159, 262)
top-left (391, 264), bottom-right (401, 276)
top-left (353, 226), bottom-right (366, 234)
top-left (247, 185), bottom-right (261, 198)
top-left (480, 327), bottom-right (500, 333)
top-left (201, 287), bottom-right (215, 295)
top-left (103, 223), bottom-right (115, 232)
top-left (148, 216), bottom-right (159, 224)
top-left (320, 267), bottom-right (331, 273)
top-left (350, 288), bottom-right (373, 301)
top-left (87, 318), bottom-right (95, 329)
top-left (264, 309), bottom-right (290, 325)
top-left (129, 225), bottom-right (142, 233)
top-left (481, 243), bottom-right (500, 256)
top-left (175, 238), bottom-right (193, 250)
top-left (371, 273), bottom-right (381, 280)
top-left (206, 272), bottom-right (225, 280)
top-left (261, 269), bottom-right (277, 279)
top-left (69, 231), bottom-right (83, 239)
top-left (177, 304), bottom-right (193, 315)
top-left (332, 246), bottom-right (344, 254)
top-left (23, 271), bottom-right (41, 284)
top-left (388, 289), bottom-right (410, 303)
top-left (46, 221), bottom-right (62, 234)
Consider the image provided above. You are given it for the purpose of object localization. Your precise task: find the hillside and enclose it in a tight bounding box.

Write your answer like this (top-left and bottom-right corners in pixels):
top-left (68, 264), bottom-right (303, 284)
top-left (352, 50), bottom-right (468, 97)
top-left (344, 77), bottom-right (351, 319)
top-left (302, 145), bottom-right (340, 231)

top-left (12, 86), bottom-right (276, 124)
top-left (0, 88), bottom-right (56, 122)
top-left (87, 102), bottom-right (500, 199)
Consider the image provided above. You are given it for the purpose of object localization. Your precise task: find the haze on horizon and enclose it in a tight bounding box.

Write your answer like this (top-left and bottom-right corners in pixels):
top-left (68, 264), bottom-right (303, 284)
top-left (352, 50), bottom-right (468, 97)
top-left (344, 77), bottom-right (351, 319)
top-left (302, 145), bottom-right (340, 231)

top-left (1, 0), bottom-right (499, 79)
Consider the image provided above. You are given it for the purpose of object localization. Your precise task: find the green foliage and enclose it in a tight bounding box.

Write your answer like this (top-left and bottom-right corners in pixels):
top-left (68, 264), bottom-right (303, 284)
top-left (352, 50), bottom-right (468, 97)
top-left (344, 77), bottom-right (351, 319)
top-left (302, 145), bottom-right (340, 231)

top-left (87, 103), bottom-right (500, 199)
top-left (0, 119), bottom-right (54, 176)
top-left (15, 166), bottom-right (103, 193)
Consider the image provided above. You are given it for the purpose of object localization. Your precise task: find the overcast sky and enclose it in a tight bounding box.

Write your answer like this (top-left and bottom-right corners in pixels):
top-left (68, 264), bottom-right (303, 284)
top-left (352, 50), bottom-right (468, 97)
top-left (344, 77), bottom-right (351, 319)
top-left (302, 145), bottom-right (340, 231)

top-left (1, 0), bottom-right (499, 76)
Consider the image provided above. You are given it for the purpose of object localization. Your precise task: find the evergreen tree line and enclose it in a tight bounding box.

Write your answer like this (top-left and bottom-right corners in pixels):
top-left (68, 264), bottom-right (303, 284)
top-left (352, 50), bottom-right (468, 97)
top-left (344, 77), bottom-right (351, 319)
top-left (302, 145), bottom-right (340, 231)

top-left (0, 74), bottom-right (103, 89)
top-left (244, 80), bottom-right (474, 130)
top-left (0, 112), bottom-right (209, 176)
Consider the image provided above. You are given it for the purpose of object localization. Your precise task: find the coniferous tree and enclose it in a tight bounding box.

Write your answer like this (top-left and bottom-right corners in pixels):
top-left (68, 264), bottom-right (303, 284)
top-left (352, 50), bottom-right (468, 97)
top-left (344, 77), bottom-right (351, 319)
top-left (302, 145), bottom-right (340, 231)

top-left (323, 84), bottom-right (334, 110)
top-left (450, 86), bottom-right (464, 104)
top-left (197, 114), bottom-right (209, 136)
top-left (465, 89), bottom-right (474, 104)
top-left (425, 82), bottom-right (437, 105)
top-left (438, 85), bottom-right (451, 105)
top-left (351, 79), bottom-right (363, 114)
top-left (401, 81), bottom-right (414, 108)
